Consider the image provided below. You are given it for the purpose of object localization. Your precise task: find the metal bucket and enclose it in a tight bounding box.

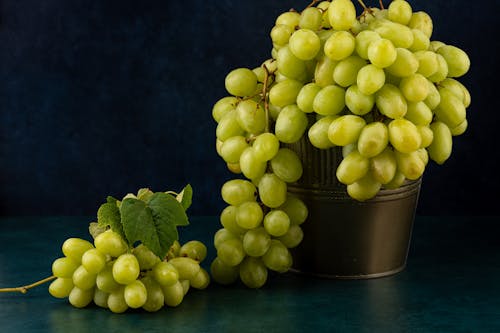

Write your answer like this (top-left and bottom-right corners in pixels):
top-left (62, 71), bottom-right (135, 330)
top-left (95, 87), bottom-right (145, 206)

top-left (285, 135), bottom-right (421, 279)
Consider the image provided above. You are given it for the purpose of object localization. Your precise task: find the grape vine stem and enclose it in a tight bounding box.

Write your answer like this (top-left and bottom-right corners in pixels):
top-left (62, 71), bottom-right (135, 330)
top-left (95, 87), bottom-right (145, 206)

top-left (379, 0), bottom-right (385, 10)
top-left (0, 276), bottom-right (56, 294)
top-left (306, 0), bottom-right (321, 9)
top-left (357, 0), bottom-right (369, 11)
top-left (261, 64), bottom-right (271, 133)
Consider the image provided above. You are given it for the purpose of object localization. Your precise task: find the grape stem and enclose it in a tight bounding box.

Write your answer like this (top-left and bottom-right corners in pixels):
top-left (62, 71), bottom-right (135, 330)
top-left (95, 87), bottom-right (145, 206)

top-left (0, 276), bottom-right (56, 294)
top-left (357, 0), bottom-right (369, 11)
top-left (261, 64), bottom-right (272, 133)
top-left (306, 0), bottom-right (321, 8)
top-left (379, 0), bottom-right (385, 9)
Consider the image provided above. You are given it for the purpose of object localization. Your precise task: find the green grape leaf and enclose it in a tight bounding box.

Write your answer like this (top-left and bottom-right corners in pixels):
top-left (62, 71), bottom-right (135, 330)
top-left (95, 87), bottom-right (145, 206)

top-left (97, 200), bottom-right (124, 239)
top-left (176, 184), bottom-right (193, 211)
top-left (120, 193), bottom-right (188, 258)
top-left (106, 196), bottom-right (118, 204)
top-left (137, 188), bottom-right (154, 202)
top-left (88, 222), bottom-right (106, 239)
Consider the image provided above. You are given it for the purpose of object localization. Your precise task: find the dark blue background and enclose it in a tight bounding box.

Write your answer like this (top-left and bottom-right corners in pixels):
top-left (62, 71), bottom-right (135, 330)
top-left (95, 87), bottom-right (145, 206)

top-left (0, 0), bottom-right (497, 216)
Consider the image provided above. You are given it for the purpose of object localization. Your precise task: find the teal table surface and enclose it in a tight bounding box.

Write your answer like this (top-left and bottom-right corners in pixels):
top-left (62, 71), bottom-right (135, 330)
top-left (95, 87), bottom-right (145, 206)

top-left (0, 216), bottom-right (499, 333)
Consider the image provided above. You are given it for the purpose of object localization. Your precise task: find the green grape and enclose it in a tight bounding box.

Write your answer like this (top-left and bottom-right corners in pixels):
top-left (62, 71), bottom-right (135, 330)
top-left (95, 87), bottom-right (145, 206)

top-left (269, 103), bottom-right (281, 120)
top-left (370, 147), bottom-right (397, 184)
top-left (434, 88), bottom-right (466, 128)
top-left (214, 228), bottom-right (239, 249)
top-left (152, 261), bottom-right (179, 287)
top-left (342, 143), bottom-right (356, 158)
top-left (212, 96), bottom-right (238, 123)
top-left (225, 68), bottom-right (258, 97)
top-left (439, 78), bottom-right (470, 107)
top-left (166, 240), bottom-right (181, 261)
top-left (72, 265), bottom-right (97, 290)
top-left (49, 277), bottom-right (74, 298)
top-left (336, 150), bottom-right (369, 185)
top-left (347, 174), bottom-right (381, 201)
top-left (276, 46), bottom-right (307, 81)
top-left (243, 227), bottom-right (271, 257)
top-left (68, 287), bottom-right (94, 309)
top-left (81, 248), bottom-right (106, 274)
top-left (405, 102), bottom-right (433, 126)
top-left (239, 147), bottom-right (267, 180)
top-left (400, 73), bottom-right (429, 102)
top-left (270, 148), bottom-right (303, 183)
top-left (258, 173), bottom-right (288, 208)
top-left (270, 24), bottom-right (294, 47)
top-left (96, 263), bottom-right (121, 293)
top-left (299, 7), bottom-right (321, 28)
top-left (220, 205), bottom-right (250, 236)
top-left (314, 55), bottom-right (337, 87)
top-left (276, 11), bottom-right (301, 28)
top-left (179, 241), bottom-right (207, 262)
top-left (252, 67), bottom-right (268, 84)
top-left (408, 11), bottom-right (433, 38)
top-left (139, 276), bottom-right (164, 312)
top-left (313, 85), bottom-right (346, 116)
top-left (52, 257), bottom-right (79, 278)
top-left (297, 83), bottom-right (322, 113)
top-left (263, 210), bottom-right (290, 237)
top-left (395, 150), bottom-right (426, 180)
top-left (357, 64), bottom-right (385, 95)
top-left (388, 118), bottom-right (422, 153)
top-left (262, 240), bottom-right (292, 273)
top-left (275, 104), bottom-right (308, 143)
top-left (424, 80), bottom-right (441, 110)
top-left (375, 84), bottom-right (408, 119)
top-left (269, 79), bottom-right (304, 108)
top-left (385, 47), bottom-right (419, 78)
top-left (221, 179), bottom-right (256, 206)
top-left (328, 115), bottom-right (366, 146)
top-left (416, 147), bottom-right (429, 165)
top-left (216, 138), bottom-right (224, 157)
top-left (427, 121), bottom-right (452, 164)
top-left (161, 281), bottom-right (184, 307)
top-left (188, 268), bottom-right (210, 290)
top-left (253, 133), bottom-right (280, 161)
top-left (220, 136), bottom-right (249, 164)
top-left (168, 257), bottom-right (201, 281)
top-left (357, 122), bottom-right (389, 158)
top-left (217, 238), bottom-right (245, 267)
top-left (414, 50), bottom-right (438, 77)
top-left (236, 100), bottom-right (266, 134)
top-left (216, 110), bottom-right (245, 141)
top-left (428, 54), bottom-right (448, 83)
top-left (132, 244), bottom-right (161, 270)
top-left (369, 19), bottom-right (414, 49)
top-left (384, 171), bottom-right (406, 189)
top-left (236, 201), bottom-right (263, 229)
top-left (308, 116), bottom-right (336, 149)
top-left (368, 39), bottom-right (397, 68)
top-left (409, 29), bottom-right (430, 52)
top-left (417, 125), bottom-right (434, 148)
top-left (328, 0), bottom-right (356, 31)
top-left (112, 254), bottom-right (140, 285)
top-left (94, 230), bottom-right (128, 258)
top-left (62, 238), bottom-right (94, 263)
top-left (123, 280), bottom-right (147, 309)
top-left (355, 30), bottom-right (381, 60)
top-left (345, 85), bottom-right (375, 116)
top-left (210, 257), bottom-right (240, 285)
top-left (324, 31), bottom-right (355, 61)
top-left (93, 288), bottom-right (109, 308)
top-left (333, 55), bottom-right (367, 87)
top-left (239, 257), bottom-right (268, 289)
top-left (108, 287), bottom-right (128, 313)
top-left (279, 196), bottom-right (308, 225)
top-left (277, 225), bottom-right (304, 248)
top-left (387, 0), bottom-right (413, 25)
top-left (450, 119), bottom-right (468, 136)
top-left (289, 29), bottom-right (321, 61)
top-left (318, 1), bottom-right (332, 28)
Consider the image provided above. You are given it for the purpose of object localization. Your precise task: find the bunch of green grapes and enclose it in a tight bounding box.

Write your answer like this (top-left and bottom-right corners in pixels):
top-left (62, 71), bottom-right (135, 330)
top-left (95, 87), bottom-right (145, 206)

top-left (211, 0), bottom-right (470, 286)
top-left (48, 233), bottom-right (209, 313)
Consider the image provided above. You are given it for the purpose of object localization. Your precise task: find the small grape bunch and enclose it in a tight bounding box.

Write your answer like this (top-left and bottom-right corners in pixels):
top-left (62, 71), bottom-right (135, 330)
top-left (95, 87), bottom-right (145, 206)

top-left (49, 232), bottom-right (209, 313)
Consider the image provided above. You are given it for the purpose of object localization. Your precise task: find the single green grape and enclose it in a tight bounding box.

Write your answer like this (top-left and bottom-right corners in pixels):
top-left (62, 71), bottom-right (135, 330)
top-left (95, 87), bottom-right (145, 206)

top-left (141, 275), bottom-right (165, 312)
top-left (368, 39), bottom-right (397, 68)
top-left (210, 257), bottom-right (240, 285)
top-left (357, 64), bottom-right (385, 95)
top-left (355, 30), bottom-right (381, 60)
top-left (112, 254), bottom-right (140, 285)
top-left (221, 179), bottom-right (256, 206)
top-left (269, 79), bottom-right (304, 108)
top-left (395, 150), bottom-right (426, 180)
top-left (107, 287), bottom-right (128, 313)
top-left (371, 148), bottom-right (398, 184)
top-left (239, 147), bottom-right (267, 181)
top-left (52, 257), bottom-right (79, 278)
top-left (277, 225), bottom-right (304, 248)
top-left (400, 73), bottom-right (429, 102)
top-left (314, 55), bottom-right (337, 87)
top-left (220, 206), bottom-right (247, 235)
top-left (336, 150), bottom-right (369, 185)
top-left (324, 31), bottom-right (356, 61)
top-left (313, 85), bottom-right (346, 116)
top-left (408, 11), bottom-right (433, 38)
top-left (275, 11), bottom-right (301, 29)
top-left (328, 0), bottom-right (357, 31)
top-left (262, 240), bottom-right (292, 273)
top-left (252, 133), bottom-right (280, 161)
top-left (220, 136), bottom-right (249, 164)
top-left (270, 148), bottom-right (303, 183)
top-left (243, 227), bottom-right (271, 257)
top-left (236, 99), bottom-right (266, 134)
top-left (167, 257), bottom-right (201, 281)
top-left (72, 265), bottom-right (97, 290)
top-left (333, 55), bottom-right (367, 87)
top-left (81, 248), bottom-right (106, 274)
top-left (236, 201), bottom-right (263, 229)
top-left (213, 228), bottom-right (239, 249)
top-left (388, 118), bottom-right (422, 153)
top-left (279, 196), bottom-right (308, 225)
top-left (94, 230), bottom-right (128, 258)
top-left (357, 122), bottom-right (389, 158)
top-left (347, 174), bottom-right (381, 201)
top-left (225, 68), bottom-right (258, 97)
top-left (433, 88), bottom-right (466, 129)
top-left (297, 83), bottom-right (322, 113)
top-left (190, 268), bottom-right (210, 290)
top-left (308, 116), bottom-right (337, 149)
top-left (179, 240), bottom-right (207, 262)
top-left (388, 0), bottom-right (413, 25)
top-left (239, 257), bottom-right (268, 289)
top-left (132, 244), bottom-right (161, 270)
top-left (405, 102), bottom-right (433, 126)
top-left (409, 29), bottom-right (430, 52)
top-left (270, 24), bottom-right (294, 47)
top-left (96, 263), bottom-right (121, 293)
top-left (68, 287), bottom-right (94, 309)
top-left (152, 261), bottom-right (179, 287)
top-left (276, 46), bottom-right (307, 81)
top-left (289, 29), bottom-right (321, 61)
top-left (217, 238), bottom-right (245, 267)
top-left (124, 280), bottom-right (147, 309)
top-left (275, 105), bottom-right (308, 143)
top-left (263, 210), bottom-right (290, 237)
top-left (385, 48), bottom-right (419, 78)
top-left (345, 85), bottom-right (375, 116)
top-left (328, 115), bottom-right (366, 146)
top-left (299, 7), bottom-right (322, 30)
top-left (369, 18), bottom-right (414, 49)
top-left (427, 121), bottom-right (452, 165)
top-left (258, 173), bottom-right (287, 208)
top-left (162, 281), bottom-right (184, 307)
top-left (48, 277), bottom-right (74, 298)
top-left (216, 110), bottom-right (245, 141)
top-left (212, 96), bottom-right (238, 123)
top-left (428, 54), bottom-right (449, 83)
top-left (93, 288), bottom-right (109, 308)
